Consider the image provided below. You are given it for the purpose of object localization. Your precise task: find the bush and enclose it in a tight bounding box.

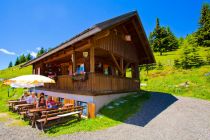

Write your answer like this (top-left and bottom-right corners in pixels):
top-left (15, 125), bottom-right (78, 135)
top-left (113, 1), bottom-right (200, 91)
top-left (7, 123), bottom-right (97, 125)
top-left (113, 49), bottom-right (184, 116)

top-left (157, 62), bottom-right (163, 70)
top-left (174, 59), bottom-right (180, 68)
top-left (174, 44), bottom-right (204, 69)
top-left (206, 51), bottom-right (210, 64)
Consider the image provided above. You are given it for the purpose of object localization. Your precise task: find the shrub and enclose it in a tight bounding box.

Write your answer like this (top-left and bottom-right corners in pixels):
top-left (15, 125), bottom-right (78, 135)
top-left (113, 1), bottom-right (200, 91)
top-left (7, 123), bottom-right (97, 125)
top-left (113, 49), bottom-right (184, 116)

top-left (157, 62), bottom-right (163, 70)
top-left (174, 59), bottom-right (180, 68)
top-left (206, 51), bottom-right (210, 64)
top-left (174, 44), bottom-right (204, 69)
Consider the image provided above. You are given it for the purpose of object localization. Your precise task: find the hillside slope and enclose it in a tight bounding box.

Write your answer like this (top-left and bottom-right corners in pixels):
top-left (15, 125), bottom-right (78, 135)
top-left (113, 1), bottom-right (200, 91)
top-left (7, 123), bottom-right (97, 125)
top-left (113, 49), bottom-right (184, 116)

top-left (140, 47), bottom-right (210, 101)
top-left (0, 65), bottom-right (32, 79)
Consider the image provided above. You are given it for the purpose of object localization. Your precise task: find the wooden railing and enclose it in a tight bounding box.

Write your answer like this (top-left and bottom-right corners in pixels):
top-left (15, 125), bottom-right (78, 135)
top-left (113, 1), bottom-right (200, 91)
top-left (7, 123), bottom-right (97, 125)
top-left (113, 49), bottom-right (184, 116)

top-left (44, 73), bottom-right (140, 94)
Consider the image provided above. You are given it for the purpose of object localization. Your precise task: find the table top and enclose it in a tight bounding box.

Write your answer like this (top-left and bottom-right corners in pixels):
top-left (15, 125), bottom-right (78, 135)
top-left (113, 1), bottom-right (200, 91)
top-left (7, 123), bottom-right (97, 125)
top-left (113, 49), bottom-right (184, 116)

top-left (8, 100), bottom-right (26, 103)
top-left (64, 104), bottom-right (73, 106)
top-left (29, 108), bottom-right (53, 113)
top-left (15, 104), bottom-right (34, 107)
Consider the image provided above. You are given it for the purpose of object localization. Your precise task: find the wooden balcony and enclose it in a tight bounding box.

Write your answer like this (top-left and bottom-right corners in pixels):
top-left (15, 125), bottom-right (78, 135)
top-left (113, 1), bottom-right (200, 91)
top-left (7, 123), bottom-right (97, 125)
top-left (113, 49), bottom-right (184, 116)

top-left (43, 73), bottom-right (140, 95)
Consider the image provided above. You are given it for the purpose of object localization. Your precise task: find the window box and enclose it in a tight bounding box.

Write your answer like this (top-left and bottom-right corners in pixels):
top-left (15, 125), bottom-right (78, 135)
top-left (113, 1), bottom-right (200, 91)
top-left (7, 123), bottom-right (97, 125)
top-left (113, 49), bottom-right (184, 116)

top-left (72, 72), bottom-right (88, 81)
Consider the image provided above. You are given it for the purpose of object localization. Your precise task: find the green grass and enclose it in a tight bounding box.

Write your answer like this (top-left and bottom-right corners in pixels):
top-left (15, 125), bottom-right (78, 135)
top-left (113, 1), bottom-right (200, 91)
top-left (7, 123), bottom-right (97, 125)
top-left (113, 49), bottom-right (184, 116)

top-left (0, 64), bottom-right (31, 112)
top-left (140, 46), bottom-right (210, 101)
top-left (46, 91), bottom-right (150, 136)
top-left (141, 66), bottom-right (210, 100)
top-left (0, 65), bottom-right (32, 126)
top-left (154, 47), bottom-right (210, 66)
top-left (0, 65), bottom-right (32, 79)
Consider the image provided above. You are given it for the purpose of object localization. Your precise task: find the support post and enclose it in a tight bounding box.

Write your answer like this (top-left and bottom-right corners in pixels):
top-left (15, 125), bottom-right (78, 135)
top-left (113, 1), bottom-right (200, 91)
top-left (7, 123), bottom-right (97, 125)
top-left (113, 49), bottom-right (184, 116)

top-left (132, 63), bottom-right (139, 79)
top-left (90, 46), bottom-right (95, 73)
top-left (72, 50), bottom-right (76, 73)
top-left (120, 57), bottom-right (124, 77)
top-left (88, 103), bottom-right (96, 118)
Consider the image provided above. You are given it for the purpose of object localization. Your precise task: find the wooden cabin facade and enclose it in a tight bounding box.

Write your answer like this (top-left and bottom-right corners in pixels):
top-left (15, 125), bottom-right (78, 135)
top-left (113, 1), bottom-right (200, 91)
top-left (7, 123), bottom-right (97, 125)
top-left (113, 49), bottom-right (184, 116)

top-left (22, 11), bottom-right (155, 118)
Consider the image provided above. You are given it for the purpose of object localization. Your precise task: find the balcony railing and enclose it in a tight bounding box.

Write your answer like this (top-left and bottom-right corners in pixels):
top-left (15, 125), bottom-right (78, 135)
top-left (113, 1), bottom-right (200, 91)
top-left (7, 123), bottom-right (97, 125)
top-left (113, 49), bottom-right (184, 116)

top-left (44, 73), bottom-right (140, 94)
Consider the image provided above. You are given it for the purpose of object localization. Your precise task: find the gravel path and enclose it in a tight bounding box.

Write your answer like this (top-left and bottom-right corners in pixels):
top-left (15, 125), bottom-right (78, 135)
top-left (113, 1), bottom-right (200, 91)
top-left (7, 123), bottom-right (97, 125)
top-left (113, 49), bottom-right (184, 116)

top-left (1, 93), bottom-right (210, 140)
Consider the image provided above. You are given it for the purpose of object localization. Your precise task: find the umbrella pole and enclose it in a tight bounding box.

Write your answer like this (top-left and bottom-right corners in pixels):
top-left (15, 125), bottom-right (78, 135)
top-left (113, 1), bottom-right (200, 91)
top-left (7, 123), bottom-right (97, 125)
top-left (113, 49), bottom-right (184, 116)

top-left (7, 88), bottom-right (10, 97)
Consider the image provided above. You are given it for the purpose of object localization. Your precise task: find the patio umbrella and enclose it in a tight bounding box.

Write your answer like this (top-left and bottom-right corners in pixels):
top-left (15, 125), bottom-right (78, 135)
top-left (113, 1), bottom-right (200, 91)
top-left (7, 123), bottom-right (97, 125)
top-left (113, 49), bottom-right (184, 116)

top-left (3, 74), bottom-right (55, 85)
top-left (3, 75), bottom-right (55, 97)
top-left (10, 83), bottom-right (44, 88)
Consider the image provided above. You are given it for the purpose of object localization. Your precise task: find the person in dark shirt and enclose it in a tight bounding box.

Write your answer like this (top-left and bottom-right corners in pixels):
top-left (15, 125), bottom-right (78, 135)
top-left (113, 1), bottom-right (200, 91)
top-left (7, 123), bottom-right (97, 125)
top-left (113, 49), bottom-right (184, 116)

top-left (37, 96), bottom-right (46, 108)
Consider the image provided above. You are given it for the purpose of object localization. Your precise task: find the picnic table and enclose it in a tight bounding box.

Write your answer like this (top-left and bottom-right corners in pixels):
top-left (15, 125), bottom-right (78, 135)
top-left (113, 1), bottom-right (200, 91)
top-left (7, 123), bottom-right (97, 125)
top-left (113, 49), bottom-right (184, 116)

top-left (63, 103), bottom-right (73, 108)
top-left (29, 108), bottom-right (55, 127)
top-left (15, 104), bottom-right (34, 114)
top-left (8, 100), bottom-right (27, 111)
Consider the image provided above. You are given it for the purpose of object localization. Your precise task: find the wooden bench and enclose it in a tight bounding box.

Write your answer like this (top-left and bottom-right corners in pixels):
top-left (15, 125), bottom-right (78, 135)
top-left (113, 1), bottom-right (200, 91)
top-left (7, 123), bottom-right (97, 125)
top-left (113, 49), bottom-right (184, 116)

top-left (36, 106), bottom-right (83, 130)
top-left (19, 105), bottom-right (35, 120)
top-left (8, 100), bottom-right (27, 111)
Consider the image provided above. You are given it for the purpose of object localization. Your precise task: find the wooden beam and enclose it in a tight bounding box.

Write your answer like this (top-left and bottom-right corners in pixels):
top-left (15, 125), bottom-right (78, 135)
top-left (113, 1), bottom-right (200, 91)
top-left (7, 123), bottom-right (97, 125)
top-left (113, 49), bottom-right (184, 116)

top-left (110, 53), bottom-right (123, 74)
top-left (93, 30), bottom-right (110, 41)
top-left (43, 50), bottom-right (73, 63)
top-left (120, 57), bottom-right (124, 77)
top-left (90, 46), bottom-right (95, 73)
top-left (123, 62), bottom-right (130, 74)
top-left (131, 63), bottom-right (139, 79)
top-left (72, 50), bottom-right (76, 73)
top-left (43, 43), bottom-right (90, 64)
top-left (75, 43), bottom-right (91, 52)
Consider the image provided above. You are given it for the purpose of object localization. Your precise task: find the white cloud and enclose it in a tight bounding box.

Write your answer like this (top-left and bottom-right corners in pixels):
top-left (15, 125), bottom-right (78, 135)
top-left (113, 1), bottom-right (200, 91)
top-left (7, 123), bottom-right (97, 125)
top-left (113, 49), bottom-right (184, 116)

top-left (0, 48), bottom-right (16, 55)
top-left (30, 51), bottom-right (37, 58)
top-left (36, 47), bottom-right (41, 51)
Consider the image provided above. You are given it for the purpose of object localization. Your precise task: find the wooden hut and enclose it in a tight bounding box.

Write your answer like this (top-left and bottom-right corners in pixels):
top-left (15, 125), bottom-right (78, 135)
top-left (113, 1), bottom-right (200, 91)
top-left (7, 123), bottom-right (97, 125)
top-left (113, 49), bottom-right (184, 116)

top-left (22, 11), bottom-right (155, 118)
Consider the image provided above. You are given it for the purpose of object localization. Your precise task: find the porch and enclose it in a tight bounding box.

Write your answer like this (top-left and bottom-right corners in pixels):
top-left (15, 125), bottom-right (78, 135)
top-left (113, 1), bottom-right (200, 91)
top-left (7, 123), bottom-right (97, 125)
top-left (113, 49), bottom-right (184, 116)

top-left (42, 73), bottom-right (140, 95)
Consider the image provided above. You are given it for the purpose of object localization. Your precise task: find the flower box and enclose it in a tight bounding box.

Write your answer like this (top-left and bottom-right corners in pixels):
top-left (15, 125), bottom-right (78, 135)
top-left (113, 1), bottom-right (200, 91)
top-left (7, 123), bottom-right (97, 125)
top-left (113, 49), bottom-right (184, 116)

top-left (72, 72), bottom-right (88, 81)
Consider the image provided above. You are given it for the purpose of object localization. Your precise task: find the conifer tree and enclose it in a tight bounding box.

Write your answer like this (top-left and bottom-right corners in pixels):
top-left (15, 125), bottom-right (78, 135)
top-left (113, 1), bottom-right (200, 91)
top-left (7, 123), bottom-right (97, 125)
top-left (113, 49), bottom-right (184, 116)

top-left (15, 57), bottom-right (20, 66)
top-left (26, 53), bottom-right (32, 61)
top-left (149, 18), bottom-right (178, 55)
top-left (8, 61), bottom-right (13, 68)
top-left (19, 54), bottom-right (26, 63)
top-left (196, 3), bottom-right (210, 47)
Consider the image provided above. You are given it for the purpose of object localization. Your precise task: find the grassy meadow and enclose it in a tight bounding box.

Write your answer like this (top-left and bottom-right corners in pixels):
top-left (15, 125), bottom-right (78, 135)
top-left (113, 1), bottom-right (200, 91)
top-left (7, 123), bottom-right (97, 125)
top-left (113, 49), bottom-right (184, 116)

top-left (140, 47), bottom-right (210, 101)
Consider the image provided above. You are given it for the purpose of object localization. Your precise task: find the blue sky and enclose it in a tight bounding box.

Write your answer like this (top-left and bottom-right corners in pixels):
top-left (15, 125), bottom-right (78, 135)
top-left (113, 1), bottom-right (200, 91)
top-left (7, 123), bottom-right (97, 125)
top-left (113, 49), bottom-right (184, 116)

top-left (0, 0), bottom-right (209, 70)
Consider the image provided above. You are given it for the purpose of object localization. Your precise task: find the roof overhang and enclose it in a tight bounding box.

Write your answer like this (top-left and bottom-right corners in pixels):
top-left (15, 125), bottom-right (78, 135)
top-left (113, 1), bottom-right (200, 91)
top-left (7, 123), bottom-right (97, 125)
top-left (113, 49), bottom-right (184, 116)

top-left (21, 11), bottom-right (155, 67)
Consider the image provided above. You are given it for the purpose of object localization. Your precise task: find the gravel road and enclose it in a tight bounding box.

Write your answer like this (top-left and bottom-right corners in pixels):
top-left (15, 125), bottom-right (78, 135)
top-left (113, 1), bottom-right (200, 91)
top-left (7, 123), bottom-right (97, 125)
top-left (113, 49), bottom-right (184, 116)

top-left (0, 93), bottom-right (210, 140)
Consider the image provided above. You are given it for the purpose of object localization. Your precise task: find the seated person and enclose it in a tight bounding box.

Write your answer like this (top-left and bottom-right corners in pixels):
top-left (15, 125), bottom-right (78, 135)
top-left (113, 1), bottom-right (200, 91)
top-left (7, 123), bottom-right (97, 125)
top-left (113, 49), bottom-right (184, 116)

top-left (26, 92), bottom-right (37, 105)
top-left (20, 91), bottom-right (29, 101)
top-left (40, 92), bottom-right (45, 98)
top-left (46, 96), bottom-right (57, 109)
top-left (36, 96), bottom-right (46, 108)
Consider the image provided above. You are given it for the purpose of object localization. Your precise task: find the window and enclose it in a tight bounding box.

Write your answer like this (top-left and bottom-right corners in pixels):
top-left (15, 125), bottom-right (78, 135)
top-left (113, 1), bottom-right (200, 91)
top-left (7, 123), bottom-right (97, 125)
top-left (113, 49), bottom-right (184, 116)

top-left (76, 101), bottom-right (87, 116)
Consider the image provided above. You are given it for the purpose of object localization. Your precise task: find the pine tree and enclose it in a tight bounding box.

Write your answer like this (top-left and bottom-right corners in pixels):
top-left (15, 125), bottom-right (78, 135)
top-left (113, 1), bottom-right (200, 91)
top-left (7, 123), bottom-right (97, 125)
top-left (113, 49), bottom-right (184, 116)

top-left (175, 41), bottom-right (203, 69)
top-left (19, 54), bottom-right (26, 63)
top-left (165, 27), bottom-right (179, 51)
top-left (15, 57), bottom-right (20, 66)
top-left (8, 61), bottom-right (13, 68)
top-left (26, 53), bottom-right (32, 61)
top-left (196, 3), bottom-right (210, 47)
top-left (149, 18), bottom-right (178, 55)
top-left (37, 47), bottom-right (46, 57)
top-left (199, 3), bottom-right (210, 26)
